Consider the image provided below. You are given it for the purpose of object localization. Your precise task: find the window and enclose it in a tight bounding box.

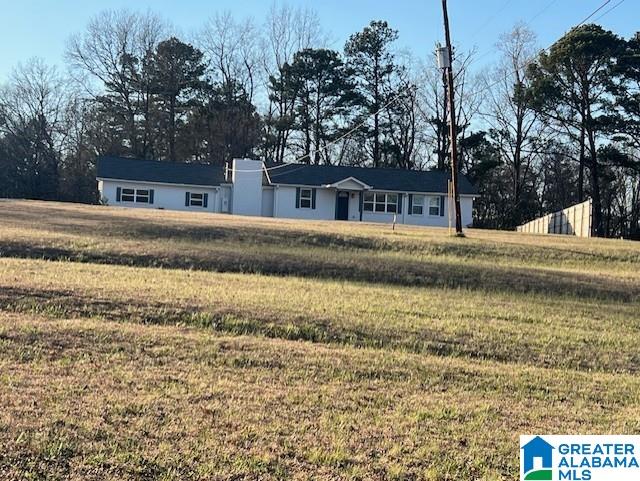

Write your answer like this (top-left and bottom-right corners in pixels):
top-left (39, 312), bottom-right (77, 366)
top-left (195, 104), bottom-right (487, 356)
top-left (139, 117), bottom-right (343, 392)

top-left (429, 196), bottom-right (440, 216)
top-left (386, 194), bottom-right (398, 213)
top-left (135, 189), bottom-right (150, 203)
top-left (363, 192), bottom-right (398, 213)
top-left (412, 195), bottom-right (425, 215)
top-left (300, 188), bottom-right (312, 209)
top-left (121, 188), bottom-right (135, 202)
top-left (185, 191), bottom-right (208, 208)
top-left (119, 187), bottom-right (153, 204)
top-left (363, 192), bottom-right (374, 212)
top-left (189, 192), bottom-right (204, 207)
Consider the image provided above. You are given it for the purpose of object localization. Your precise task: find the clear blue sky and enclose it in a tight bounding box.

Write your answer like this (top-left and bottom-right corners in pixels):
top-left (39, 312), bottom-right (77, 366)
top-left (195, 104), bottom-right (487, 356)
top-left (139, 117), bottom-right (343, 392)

top-left (0, 0), bottom-right (635, 82)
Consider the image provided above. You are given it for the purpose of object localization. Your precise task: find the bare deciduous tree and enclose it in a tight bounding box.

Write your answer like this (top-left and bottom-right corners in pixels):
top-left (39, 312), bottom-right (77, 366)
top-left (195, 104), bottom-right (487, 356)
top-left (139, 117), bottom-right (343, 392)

top-left (483, 24), bottom-right (543, 225)
top-left (0, 58), bottom-right (68, 198)
top-left (262, 4), bottom-right (327, 163)
top-left (198, 12), bottom-right (262, 103)
top-left (66, 9), bottom-right (168, 157)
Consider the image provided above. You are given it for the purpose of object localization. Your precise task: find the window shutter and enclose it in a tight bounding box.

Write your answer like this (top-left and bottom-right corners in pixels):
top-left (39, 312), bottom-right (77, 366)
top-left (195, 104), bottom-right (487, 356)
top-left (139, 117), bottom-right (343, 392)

top-left (295, 187), bottom-right (301, 208)
top-left (116, 187), bottom-right (121, 202)
top-left (408, 194), bottom-right (413, 215)
top-left (185, 192), bottom-right (190, 207)
top-left (311, 188), bottom-right (316, 209)
top-left (203, 193), bottom-right (209, 208)
top-left (149, 189), bottom-right (154, 204)
top-left (440, 196), bottom-right (445, 216)
top-left (397, 193), bottom-right (403, 214)
top-left (359, 192), bottom-right (364, 221)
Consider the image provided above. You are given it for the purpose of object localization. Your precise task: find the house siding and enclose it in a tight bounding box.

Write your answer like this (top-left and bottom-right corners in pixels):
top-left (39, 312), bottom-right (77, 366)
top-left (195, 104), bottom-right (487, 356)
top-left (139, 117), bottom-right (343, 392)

top-left (347, 192), bottom-right (361, 221)
top-left (231, 159), bottom-right (262, 217)
top-left (402, 195), bottom-right (473, 228)
top-left (97, 157), bottom-right (476, 228)
top-left (274, 186), bottom-right (336, 220)
top-left (100, 179), bottom-right (219, 213)
top-left (261, 187), bottom-right (274, 217)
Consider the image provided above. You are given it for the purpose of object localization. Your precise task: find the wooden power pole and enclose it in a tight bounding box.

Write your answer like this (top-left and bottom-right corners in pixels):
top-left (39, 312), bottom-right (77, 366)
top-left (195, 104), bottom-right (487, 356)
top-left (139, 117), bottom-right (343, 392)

top-left (441, 0), bottom-right (463, 235)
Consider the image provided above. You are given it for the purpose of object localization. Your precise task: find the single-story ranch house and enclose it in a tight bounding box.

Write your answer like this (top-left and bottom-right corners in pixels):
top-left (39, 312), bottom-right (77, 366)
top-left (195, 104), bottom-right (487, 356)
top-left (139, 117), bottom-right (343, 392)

top-left (97, 156), bottom-right (478, 227)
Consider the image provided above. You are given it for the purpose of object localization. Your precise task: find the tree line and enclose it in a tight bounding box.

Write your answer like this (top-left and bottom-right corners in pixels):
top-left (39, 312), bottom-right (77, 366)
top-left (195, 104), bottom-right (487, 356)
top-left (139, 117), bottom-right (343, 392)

top-left (0, 6), bottom-right (639, 238)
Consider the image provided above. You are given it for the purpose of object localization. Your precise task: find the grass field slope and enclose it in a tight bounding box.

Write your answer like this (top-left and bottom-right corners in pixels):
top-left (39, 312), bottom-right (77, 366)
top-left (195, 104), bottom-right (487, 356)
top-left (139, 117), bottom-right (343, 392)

top-left (1, 200), bottom-right (639, 480)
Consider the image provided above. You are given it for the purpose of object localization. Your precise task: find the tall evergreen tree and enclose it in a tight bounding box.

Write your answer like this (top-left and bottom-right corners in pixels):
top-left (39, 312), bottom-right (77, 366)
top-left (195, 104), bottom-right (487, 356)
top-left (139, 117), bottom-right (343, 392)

top-left (345, 20), bottom-right (398, 167)
top-left (527, 24), bottom-right (625, 236)
top-left (271, 48), bottom-right (355, 164)
top-left (149, 37), bottom-right (206, 160)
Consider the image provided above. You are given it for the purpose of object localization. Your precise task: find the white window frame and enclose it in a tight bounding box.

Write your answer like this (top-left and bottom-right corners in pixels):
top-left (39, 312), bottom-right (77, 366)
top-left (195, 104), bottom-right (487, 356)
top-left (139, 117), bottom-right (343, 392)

top-left (189, 192), bottom-right (204, 207)
top-left (120, 187), bottom-right (151, 203)
top-left (428, 196), bottom-right (441, 216)
top-left (120, 188), bottom-right (135, 202)
top-left (299, 188), bottom-right (312, 209)
top-left (412, 195), bottom-right (425, 216)
top-left (363, 192), bottom-right (398, 214)
top-left (135, 189), bottom-right (150, 203)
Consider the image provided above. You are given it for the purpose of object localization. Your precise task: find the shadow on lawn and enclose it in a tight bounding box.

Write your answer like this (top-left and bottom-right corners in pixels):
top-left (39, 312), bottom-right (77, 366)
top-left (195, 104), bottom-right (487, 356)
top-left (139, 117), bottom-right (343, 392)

top-left (4, 203), bottom-right (639, 264)
top-left (1, 239), bottom-right (637, 302)
top-left (2, 285), bottom-right (639, 374)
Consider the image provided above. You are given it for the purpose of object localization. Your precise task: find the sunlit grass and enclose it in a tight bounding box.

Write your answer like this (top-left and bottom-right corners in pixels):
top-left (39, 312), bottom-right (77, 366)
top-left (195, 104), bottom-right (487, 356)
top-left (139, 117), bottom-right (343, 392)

top-left (0, 200), bottom-right (639, 480)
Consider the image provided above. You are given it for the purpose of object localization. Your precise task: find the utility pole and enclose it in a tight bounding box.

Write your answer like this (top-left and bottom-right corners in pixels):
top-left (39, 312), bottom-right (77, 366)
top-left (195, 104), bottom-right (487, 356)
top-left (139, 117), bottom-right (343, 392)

top-left (440, 0), bottom-right (463, 235)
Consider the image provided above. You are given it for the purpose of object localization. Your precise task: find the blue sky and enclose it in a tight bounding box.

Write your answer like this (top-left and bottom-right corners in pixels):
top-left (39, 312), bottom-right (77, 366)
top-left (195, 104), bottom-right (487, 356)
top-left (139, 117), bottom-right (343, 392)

top-left (0, 0), bottom-right (635, 82)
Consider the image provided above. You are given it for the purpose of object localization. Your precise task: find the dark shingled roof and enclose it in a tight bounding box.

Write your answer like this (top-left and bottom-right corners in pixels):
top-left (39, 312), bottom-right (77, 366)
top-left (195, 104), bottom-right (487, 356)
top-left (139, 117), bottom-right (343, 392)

top-left (97, 156), bottom-right (478, 195)
top-left (97, 156), bottom-right (226, 187)
top-left (267, 163), bottom-right (478, 195)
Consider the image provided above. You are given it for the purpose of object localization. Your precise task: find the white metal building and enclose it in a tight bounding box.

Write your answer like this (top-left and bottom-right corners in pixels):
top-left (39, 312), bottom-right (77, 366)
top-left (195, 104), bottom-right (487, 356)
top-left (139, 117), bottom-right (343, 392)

top-left (97, 156), bottom-right (477, 227)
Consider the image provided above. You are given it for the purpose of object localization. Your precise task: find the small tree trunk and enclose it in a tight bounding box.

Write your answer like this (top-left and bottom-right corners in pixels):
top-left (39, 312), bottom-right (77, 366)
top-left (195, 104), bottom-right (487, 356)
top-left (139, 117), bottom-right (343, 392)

top-left (578, 124), bottom-right (585, 202)
top-left (586, 124), bottom-right (603, 237)
top-left (169, 96), bottom-right (176, 160)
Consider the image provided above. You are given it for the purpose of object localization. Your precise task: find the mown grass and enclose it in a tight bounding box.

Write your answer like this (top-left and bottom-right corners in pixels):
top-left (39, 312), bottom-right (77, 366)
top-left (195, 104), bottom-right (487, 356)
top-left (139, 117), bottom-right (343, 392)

top-left (0, 200), bottom-right (639, 480)
top-left (3, 314), bottom-right (640, 480)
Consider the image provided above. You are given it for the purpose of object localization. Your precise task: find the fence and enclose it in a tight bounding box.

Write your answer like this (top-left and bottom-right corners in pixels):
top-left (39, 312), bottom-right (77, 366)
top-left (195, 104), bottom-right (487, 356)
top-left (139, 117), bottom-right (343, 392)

top-left (516, 199), bottom-right (593, 238)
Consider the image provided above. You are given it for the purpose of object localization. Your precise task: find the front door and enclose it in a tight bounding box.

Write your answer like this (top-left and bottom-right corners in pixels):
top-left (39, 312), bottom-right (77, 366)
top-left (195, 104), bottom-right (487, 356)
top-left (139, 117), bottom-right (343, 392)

top-left (336, 191), bottom-right (349, 220)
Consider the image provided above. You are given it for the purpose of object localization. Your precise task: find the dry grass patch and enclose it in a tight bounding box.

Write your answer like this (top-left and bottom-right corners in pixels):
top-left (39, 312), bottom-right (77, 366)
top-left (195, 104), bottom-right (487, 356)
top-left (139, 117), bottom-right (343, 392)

top-left (1, 200), bottom-right (639, 480)
top-left (2, 313), bottom-right (640, 480)
top-left (0, 257), bottom-right (639, 373)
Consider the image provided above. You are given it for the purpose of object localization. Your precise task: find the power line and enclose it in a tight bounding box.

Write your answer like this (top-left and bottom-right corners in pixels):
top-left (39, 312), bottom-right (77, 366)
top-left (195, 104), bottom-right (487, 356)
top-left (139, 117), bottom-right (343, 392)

top-left (468, 0), bottom-right (516, 42)
top-left (232, 85), bottom-right (418, 172)
top-left (528, 0), bottom-right (562, 25)
top-left (577, 0), bottom-right (612, 25)
top-left (459, 0), bottom-right (617, 104)
top-left (462, 0), bottom-right (562, 70)
top-left (593, 0), bottom-right (626, 22)
top-left (232, 0), bottom-right (619, 173)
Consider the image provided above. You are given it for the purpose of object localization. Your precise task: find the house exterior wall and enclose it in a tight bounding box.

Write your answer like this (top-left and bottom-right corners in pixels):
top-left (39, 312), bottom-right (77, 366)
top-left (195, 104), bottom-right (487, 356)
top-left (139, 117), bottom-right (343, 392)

top-left (273, 187), bottom-right (474, 227)
top-left (261, 187), bottom-right (274, 217)
top-left (231, 159), bottom-right (262, 216)
top-left (274, 186), bottom-right (336, 220)
top-left (218, 185), bottom-right (232, 213)
top-left (360, 193), bottom-right (474, 228)
top-left (462, 197), bottom-right (473, 227)
top-left (347, 192), bottom-right (361, 221)
top-left (99, 179), bottom-right (219, 213)
top-left (98, 158), bottom-right (476, 227)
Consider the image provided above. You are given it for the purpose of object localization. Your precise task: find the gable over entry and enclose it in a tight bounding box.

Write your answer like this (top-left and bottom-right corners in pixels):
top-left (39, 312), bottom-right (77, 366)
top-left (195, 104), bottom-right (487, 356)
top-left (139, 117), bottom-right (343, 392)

top-left (323, 177), bottom-right (372, 191)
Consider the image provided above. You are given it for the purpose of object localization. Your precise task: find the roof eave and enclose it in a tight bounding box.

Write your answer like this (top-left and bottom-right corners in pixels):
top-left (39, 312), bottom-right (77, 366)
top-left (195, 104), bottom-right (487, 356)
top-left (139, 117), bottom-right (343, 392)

top-left (97, 177), bottom-right (221, 189)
